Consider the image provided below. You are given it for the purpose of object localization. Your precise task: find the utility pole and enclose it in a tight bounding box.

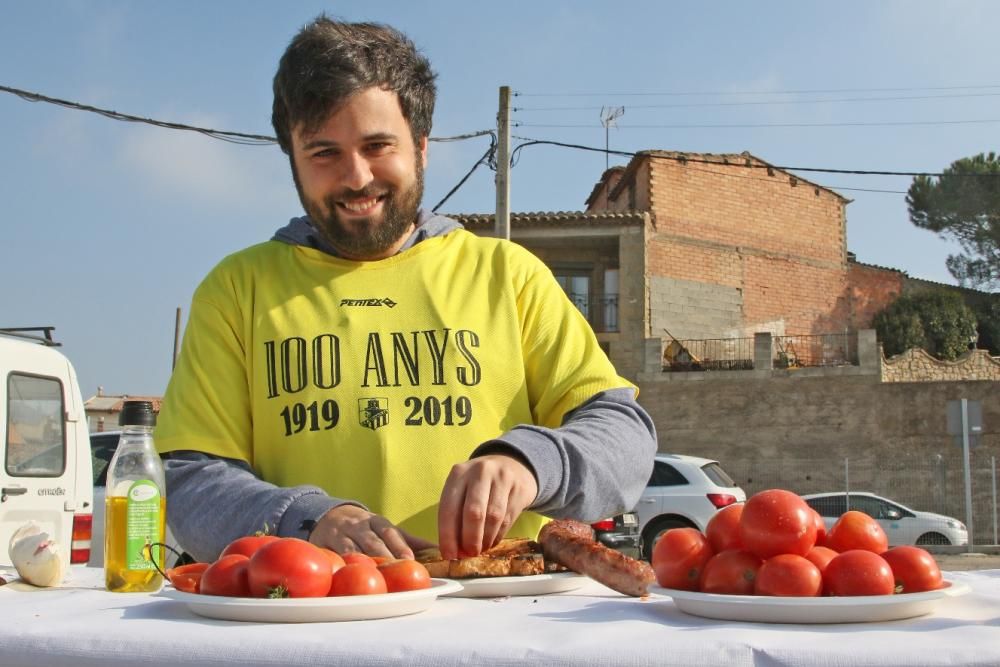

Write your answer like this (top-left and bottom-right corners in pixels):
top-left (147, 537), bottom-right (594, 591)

top-left (172, 307), bottom-right (181, 370)
top-left (495, 85), bottom-right (511, 240)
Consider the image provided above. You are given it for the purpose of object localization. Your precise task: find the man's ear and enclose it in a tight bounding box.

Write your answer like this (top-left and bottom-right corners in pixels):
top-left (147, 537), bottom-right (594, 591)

top-left (419, 135), bottom-right (428, 168)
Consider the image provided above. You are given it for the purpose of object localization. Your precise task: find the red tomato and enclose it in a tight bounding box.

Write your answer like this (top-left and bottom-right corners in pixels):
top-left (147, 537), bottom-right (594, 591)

top-left (247, 538), bottom-right (333, 598)
top-left (825, 510), bottom-right (889, 554)
top-left (881, 546), bottom-right (943, 593)
top-left (319, 548), bottom-right (347, 575)
top-left (165, 562), bottom-right (210, 593)
top-left (739, 489), bottom-right (817, 559)
top-left (200, 554), bottom-right (251, 597)
top-left (377, 559), bottom-right (432, 593)
top-left (329, 563), bottom-right (388, 596)
top-left (705, 504), bottom-right (744, 553)
top-left (755, 554), bottom-right (823, 597)
top-left (651, 527), bottom-right (714, 591)
top-left (810, 509), bottom-right (827, 547)
top-left (824, 550), bottom-right (895, 596)
top-left (342, 552), bottom-right (377, 567)
top-left (220, 534), bottom-right (280, 559)
top-left (698, 549), bottom-right (762, 595)
top-left (804, 545), bottom-right (838, 576)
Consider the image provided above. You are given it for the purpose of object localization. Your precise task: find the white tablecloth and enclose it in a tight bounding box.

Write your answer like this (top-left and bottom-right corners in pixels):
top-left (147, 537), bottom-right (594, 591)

top-left (1, 567), bottom-right (998, 667)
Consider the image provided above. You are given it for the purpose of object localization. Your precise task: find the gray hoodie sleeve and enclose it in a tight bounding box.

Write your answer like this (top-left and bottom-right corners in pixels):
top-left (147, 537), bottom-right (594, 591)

top-left (163, 387), bottom-right (655, 561)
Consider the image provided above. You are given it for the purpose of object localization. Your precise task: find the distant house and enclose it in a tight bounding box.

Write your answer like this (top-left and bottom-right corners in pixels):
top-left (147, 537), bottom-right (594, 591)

top-left (83, 387), bottom-right (162, 432)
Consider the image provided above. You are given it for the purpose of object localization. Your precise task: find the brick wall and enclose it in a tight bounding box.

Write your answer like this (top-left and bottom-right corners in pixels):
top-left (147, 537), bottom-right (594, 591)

top-left (847, 262), bottom-right (905, 329)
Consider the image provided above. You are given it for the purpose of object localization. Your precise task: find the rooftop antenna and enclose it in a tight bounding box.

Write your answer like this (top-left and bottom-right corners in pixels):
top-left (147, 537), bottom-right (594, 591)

top-left (600, 106), bottom-right (625, 171)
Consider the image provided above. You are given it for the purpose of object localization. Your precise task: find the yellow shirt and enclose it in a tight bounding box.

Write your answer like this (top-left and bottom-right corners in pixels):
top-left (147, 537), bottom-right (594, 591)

top-left (156, 229), bottom-right (634, 541)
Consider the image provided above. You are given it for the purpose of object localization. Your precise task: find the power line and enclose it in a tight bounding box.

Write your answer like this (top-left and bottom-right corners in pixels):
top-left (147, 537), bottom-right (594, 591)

top-left (432, 133), bottom-right (497, 212)
top-left (514, 83), bottom-right (1000, 98)
top-left (0, 84), bottom-right (491, 144)
top-left (515, 91), bottom-right (1000, 112)
top-left (509, 136), bottom-right (1000, 178)
top-left (515, 119), bottom-right (1000, 130)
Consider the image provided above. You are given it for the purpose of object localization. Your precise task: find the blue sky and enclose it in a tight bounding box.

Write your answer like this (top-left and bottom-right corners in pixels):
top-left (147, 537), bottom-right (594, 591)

top-left (2, 1), bottom-right (998, 397)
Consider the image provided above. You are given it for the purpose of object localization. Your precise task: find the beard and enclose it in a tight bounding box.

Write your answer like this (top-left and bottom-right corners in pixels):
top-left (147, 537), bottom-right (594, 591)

top-left (292, 158), bottom-right (424, 259)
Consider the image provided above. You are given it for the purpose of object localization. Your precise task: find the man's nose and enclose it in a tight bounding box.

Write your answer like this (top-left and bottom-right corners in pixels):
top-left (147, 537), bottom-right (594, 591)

top-left (339, 152), bottom-right (374, 191)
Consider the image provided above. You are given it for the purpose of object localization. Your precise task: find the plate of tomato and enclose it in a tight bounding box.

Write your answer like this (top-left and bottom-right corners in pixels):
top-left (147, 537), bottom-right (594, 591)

top-left (159, 578), bottom-right (463, 623)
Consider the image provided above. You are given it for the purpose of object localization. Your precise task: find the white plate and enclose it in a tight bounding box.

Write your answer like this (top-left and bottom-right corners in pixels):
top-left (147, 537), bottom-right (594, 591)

top-left (443, 571), bottom-right (588, 598)
top-left (650, 579), bottom-right (969, 624)
top-left (157, 578), bottom-right (463, 623)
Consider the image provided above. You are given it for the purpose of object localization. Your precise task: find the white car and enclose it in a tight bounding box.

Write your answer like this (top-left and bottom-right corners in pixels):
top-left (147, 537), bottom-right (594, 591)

top-left (89, 431), bottom-right (181, 568)
top-left (801, 491), bottom-right (968, 547)
top-left (634, 453), bottom-right (746, 560)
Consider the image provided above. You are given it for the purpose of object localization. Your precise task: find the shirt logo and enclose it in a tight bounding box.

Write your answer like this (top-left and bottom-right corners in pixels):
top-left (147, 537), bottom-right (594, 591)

top-left (359, 398), bottom-right (389, 431)
top-left (340, 298), bottom-right (397, 308)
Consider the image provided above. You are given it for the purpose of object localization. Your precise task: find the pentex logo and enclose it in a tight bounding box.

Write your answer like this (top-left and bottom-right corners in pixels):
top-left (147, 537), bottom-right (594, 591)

top-left (340, 298), bottom-right (397, 308)
top-left (359, 398), bottom-right (389, 431)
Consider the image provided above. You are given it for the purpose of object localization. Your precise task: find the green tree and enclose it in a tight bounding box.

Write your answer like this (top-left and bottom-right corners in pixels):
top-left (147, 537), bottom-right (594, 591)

top-left (972, 298), bottom-right (1000, 354)
top-left (907, 152), bottom-right (1000, 291)
top-left (873, 290), bottom-right (977, 360)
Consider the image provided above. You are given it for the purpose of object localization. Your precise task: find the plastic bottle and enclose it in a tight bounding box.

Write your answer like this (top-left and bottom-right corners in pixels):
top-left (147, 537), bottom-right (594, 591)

top-left (104, 400), bottom-right (166, 592)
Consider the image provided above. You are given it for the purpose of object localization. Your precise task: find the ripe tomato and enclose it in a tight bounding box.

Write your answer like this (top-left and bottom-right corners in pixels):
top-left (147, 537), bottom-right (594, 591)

top-left (825, 510), bottom-right (889, 554)
top-left (880, 546), bottom-right (943, 593)
top-left (823, 549), bottom-right (895, 596)
top-left (378, 559), bottom-right (432, 593)
top-left (754, 554), bottom-right (823, 597)
top-left (329, 563), bottom-right (388, 596)
top-left (247, 538), bottom-right (333, 598)
top-left (165, 562), bottom-right (209, 594)
top-left (698, 549), bottom-right (761, 595)
top-left (220, 534), bottom-right (280, 559)
top-left (739, 489), bottom-right (817, 559)
top-left (705, 504), bottom-right (744, 553)
top-left (804, 545), bottom-right (838, 576)
top-left (342, 552), bottom-right (377, 567)
top-left (200, 554), bottom-right (251, 597)
top-left (810, 509), bottom-right (827, 547)
top-left (651, 527), bottom-right (714, 591)
top-left (319, 548), bottom-right (347, 575)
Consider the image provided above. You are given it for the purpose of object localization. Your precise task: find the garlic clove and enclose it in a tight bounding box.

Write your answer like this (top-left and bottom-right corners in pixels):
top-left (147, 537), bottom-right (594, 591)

top-left (8, 521), bottom-right (66, 587)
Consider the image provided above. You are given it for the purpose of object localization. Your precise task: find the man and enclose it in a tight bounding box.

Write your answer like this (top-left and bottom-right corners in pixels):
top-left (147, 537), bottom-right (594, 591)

top-left (155, 16), bottom-right (656, 563)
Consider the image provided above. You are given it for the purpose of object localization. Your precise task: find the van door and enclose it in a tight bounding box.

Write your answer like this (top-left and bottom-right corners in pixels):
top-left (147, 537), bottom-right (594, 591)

top-left (1, 368), bottom-right (79, 568)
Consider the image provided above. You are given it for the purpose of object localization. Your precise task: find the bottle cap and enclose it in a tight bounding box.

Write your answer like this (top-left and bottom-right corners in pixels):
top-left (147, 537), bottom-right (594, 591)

top-left (119, 400), bottom-right (157, 427)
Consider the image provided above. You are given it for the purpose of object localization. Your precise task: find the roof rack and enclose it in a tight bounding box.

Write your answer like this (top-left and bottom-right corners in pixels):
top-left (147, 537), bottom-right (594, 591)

top-left (0, 327), bottom-right (61, 346)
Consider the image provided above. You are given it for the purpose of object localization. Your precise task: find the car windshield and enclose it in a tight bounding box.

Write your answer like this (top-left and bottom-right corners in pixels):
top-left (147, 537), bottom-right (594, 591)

top-left (700, 462), bottom-right (736, 488)
top-left (90, 432), bottom-right (119, 486)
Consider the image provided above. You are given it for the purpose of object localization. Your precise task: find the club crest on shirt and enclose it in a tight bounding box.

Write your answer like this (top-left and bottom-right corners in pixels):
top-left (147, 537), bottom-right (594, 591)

top-left (358, 397), bottom-right (389, 430)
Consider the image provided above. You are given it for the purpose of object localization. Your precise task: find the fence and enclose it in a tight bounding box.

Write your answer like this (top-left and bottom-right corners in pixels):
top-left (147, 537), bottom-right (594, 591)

top-left (773, 333), bottom-right (857, 368)
top-left (663, 337), bottom-right (755, 372)
top-left (724, 452), bottom-right (1000, 547)
top-left (663, 332), bottom-right (858, 372)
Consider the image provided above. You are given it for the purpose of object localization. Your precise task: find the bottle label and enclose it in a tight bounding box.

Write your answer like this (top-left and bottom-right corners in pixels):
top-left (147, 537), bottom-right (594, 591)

top-left (125, 480), bottom-right (160, 571)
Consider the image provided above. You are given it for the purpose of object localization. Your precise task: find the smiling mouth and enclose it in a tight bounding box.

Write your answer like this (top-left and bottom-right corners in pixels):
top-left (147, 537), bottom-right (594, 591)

top-left (339, 195), bottom-right (386, 215)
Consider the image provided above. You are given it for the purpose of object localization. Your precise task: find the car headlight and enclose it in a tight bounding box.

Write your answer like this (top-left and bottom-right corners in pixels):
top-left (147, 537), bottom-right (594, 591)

top-left (947, 520), bottom-right (965, 530)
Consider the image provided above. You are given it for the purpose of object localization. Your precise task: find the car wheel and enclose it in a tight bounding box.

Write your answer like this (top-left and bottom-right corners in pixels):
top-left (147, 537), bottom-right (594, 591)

top-left (915, 532), bottom-right (951, 546)
top-left (641, 517), bottom-right (695, 561)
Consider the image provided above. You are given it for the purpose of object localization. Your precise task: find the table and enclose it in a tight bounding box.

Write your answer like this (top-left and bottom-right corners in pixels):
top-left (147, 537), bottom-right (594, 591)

top-left (1, 567), bottom-right (998, 667)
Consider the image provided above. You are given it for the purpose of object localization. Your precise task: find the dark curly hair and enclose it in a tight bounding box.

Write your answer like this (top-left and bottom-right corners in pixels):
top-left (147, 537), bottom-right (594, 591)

top-left (271, 15), bottom-right (437, 154)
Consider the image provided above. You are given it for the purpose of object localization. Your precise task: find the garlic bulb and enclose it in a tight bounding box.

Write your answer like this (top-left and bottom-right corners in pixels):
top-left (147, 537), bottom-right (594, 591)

top-left (8, 521), bottom-right (66, 587)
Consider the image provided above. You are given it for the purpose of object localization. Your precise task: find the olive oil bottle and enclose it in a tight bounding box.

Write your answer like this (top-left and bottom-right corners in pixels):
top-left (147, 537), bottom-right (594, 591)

top-left (105, 400), bottom-right (166, 592)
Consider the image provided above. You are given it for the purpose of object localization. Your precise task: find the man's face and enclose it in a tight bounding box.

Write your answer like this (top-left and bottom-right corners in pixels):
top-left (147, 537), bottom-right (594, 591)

top-left (290, 87), bottom-right (429, 260)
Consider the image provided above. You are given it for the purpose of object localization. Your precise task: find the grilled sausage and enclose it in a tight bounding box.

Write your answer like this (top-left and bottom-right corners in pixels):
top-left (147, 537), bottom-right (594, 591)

top-left (539, 519), bottom-right (655, 597)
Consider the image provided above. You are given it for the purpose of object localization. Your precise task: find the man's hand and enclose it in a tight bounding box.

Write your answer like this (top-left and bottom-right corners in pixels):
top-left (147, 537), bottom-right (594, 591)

top-left (437, 453), bottom-right (539, 560)
top-left (309, 504), bottom-right (435, 559)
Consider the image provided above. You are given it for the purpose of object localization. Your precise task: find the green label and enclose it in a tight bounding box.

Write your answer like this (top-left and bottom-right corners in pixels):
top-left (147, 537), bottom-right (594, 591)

top-left (125, 480), bottom-right (160, 571)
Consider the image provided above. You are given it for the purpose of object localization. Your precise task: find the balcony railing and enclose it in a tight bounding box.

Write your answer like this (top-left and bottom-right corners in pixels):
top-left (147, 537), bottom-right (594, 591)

top-left (773, 333), bottom-right (857, 368)
top-left (663, 337), bottom-right (755, 372)
top-left (663, 332), bottom-right (859, 372)
top-left (566, 293), bottom-right (618, 333)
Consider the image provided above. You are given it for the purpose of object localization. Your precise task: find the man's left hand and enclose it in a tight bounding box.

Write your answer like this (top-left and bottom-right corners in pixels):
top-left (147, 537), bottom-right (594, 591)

top-left (437, 453), bottom-right (538, 560)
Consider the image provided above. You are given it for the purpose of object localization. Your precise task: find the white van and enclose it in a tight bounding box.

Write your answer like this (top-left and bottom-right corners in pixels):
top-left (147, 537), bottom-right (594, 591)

top-left (0, 327), bottom-right (94, 571)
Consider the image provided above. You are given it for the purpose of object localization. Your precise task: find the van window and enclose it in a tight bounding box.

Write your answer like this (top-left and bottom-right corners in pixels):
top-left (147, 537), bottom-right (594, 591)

top-left (5, 373), bottom-right (66, 477)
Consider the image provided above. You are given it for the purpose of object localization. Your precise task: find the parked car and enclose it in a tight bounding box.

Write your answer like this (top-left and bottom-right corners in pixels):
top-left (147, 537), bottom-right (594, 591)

top-left (634, 454), bottom-right (746, 560)
top-left (89, 430), bottom-right (182, 568)
top-left (801, 491), bottom-right (969, 546)
top-left (590, 512), bottom-right (641, 558)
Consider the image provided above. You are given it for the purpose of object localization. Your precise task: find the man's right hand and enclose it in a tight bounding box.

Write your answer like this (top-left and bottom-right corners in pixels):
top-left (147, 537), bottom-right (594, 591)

top-left (308, 504), bottom-right (435, 559)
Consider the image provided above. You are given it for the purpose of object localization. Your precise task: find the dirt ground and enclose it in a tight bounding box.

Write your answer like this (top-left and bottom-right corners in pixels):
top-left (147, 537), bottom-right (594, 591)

top-left (933, 552), bottom-right (1000, 571)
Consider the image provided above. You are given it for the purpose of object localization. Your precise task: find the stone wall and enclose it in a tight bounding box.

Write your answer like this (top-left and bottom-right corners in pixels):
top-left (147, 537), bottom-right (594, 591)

top-left (634, 372), bottom-right (999, 544)
top-left (882, 347), bottom-right (1000, 382)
